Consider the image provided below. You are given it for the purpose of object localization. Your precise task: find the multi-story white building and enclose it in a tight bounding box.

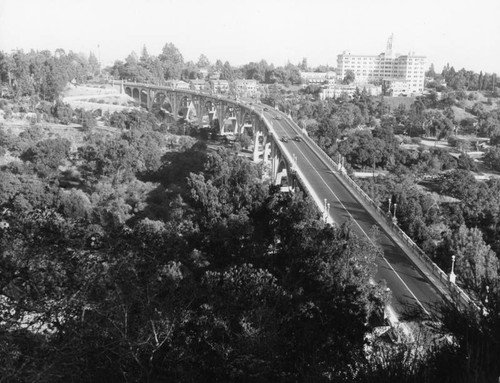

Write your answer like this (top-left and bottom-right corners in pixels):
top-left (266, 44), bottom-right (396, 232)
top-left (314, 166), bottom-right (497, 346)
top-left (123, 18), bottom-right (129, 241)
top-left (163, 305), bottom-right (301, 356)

top-left (211, 79), bottom-right (230, 94)
top-left (300, 71), bottom-right (337, 85)
top-left (165, 80), bottom-right (190, 90)
top-left (336, 35), bottom-right (426, 95)
top-left (189, 79), bottom-right (208, 91)
top-left (319, 83), bottom-right (382, 100)
top-left (234, 79), bottom-right (258, 96)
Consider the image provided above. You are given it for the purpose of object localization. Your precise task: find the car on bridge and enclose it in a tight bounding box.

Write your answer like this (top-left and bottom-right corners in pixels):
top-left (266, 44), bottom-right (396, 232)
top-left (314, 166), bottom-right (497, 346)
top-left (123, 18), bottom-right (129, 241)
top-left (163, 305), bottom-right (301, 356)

top-left (281, 136), bottom-right (289, 142)
top-left (293, 135), bottom-right (302, 142)
top-left (275, 115), bottom-right (282, 120)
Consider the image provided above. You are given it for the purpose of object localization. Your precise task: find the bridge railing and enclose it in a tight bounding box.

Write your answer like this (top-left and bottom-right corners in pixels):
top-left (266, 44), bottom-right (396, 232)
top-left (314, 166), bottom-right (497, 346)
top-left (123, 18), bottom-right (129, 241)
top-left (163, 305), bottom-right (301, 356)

top-left (118, 81), bottom-right (250, 107)
top-left (282, 114), bottom-right (476, 310)
top-left (260, 116), bottom-right (315, 200)
top-left (336, 161), bottom-right (476, 309)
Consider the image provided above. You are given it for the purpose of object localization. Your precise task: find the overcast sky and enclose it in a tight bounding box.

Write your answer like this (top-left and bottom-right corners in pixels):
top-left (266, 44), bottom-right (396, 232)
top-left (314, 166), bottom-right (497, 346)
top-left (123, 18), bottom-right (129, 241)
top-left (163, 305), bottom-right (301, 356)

top-left (1, 0), bottom-right (499, 74)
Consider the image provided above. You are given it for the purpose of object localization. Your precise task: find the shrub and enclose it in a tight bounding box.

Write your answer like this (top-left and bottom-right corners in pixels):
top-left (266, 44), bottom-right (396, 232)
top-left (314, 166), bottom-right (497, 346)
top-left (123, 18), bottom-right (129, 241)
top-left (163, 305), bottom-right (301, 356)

top-left (53, 102), bottom-right (73, 125)
top-left (457, 153), bottom-right (478, 171)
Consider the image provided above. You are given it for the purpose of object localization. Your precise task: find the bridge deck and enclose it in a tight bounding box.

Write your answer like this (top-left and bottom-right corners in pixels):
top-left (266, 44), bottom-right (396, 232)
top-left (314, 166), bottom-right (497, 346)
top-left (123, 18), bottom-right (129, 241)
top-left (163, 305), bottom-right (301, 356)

top-left (266, 110), bottom-right (444, 315)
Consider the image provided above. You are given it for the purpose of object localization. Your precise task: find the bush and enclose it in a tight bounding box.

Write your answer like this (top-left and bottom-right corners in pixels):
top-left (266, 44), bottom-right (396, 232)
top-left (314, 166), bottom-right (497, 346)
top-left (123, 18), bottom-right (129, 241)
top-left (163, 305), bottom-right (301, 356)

top-left (411, 137), bottom-right (421, 144)
top-left (448, 136), bottom-right (459, 148)
top-left (457, 153), bottom-right (478, 171)
top-left (75, 109), bottom-right (97, 131)
top-left (19, 125), bottom-right (44, 142)
top-left (20, 137), bottom-right (71, 170)
top-left (401, 136), bottom-right (414, 144)
top-left (53, 102), bottom-right (73, 125)
top-left (3, 105), bottom-right (13, 119)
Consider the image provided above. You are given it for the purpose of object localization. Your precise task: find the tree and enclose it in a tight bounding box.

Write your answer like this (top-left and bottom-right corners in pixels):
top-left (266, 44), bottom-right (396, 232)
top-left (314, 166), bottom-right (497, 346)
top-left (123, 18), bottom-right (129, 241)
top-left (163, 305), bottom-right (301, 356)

top-left (338, 131), bottom-right (390, 170)
top-left (52, 101), bottom-right (73, 124)
top-left (452, 225), bottom-right (499, 292)
top-left (426, 63), bottom-right (436, 79)
top-left (483, 145), bottom-right (500, 171)
top-left (88, 51), bottom-right (100, 76)
top-left (422, 109), bottom-right (454, 140)
top-left (20, 138), bottom-right (71, 171)
top-left (196, 54), bottom-right (210, 68)
top-left (299, 57), bottom-right (308, 71)
top-left (336, 103), bottom-right (365, 129)
top-left (159, 42), bottom-right (184, 79)
top-left (438, 169), bottom-right (478, 201)
top-left (220, 61), bottom-right (234, 81)
top-left (75, 108), bottom-right (97, 131)
top-left (140, 44), bottom-right (150, 63)
top-left (0, 51), bottom-right (16, 86)
top-left (343, 70), bottom-right (355, 85)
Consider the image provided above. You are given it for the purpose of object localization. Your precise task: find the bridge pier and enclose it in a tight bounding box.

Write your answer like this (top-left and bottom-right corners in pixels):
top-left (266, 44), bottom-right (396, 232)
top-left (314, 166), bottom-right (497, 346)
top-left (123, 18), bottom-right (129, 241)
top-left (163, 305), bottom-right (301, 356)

top-left (193, 97), bottom-right (204, 129)
top-left (208, 109), bottom-right (215, 126)
top-left (146, 89), bottom-right (154, 110)
top-left (271, 140), bottom-right (280, 182)
top-left (253, 130), bottom-right (263, 162)
top-left (219, 104), bottom-right (227, 135)
top-left (263, 137), bottom-right (271, 163)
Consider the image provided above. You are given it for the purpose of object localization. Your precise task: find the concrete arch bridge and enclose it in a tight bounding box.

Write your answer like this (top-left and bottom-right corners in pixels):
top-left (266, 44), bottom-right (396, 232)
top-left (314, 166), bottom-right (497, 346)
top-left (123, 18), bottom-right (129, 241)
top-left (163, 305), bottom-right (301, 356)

top-left (116, 80), bottom-right (299, 190)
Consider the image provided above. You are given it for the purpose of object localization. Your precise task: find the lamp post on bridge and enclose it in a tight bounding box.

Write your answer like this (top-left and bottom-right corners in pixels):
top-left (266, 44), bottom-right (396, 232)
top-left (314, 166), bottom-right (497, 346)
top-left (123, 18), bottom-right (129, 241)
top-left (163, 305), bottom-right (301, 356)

top-left (392, 203), bottom-right (398, 224)
top-left (324, 202), bottom-right (331, 223)
top-left (449, 255), bottom-right (456, 284)
top-left (387, 197), bottom-right (392, 215)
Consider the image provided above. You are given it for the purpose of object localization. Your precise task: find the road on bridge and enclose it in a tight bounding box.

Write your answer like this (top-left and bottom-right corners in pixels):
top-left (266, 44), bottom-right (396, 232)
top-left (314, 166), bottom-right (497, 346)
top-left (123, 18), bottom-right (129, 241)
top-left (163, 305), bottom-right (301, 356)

top-left (261, 108), bottom-right (444, 316)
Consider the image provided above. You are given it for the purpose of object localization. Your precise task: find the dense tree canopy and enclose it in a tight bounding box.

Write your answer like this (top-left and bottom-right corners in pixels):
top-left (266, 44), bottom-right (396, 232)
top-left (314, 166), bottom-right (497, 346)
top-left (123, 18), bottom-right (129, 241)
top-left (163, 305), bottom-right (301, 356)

top-left (0, 49), bottom-right (98, 100)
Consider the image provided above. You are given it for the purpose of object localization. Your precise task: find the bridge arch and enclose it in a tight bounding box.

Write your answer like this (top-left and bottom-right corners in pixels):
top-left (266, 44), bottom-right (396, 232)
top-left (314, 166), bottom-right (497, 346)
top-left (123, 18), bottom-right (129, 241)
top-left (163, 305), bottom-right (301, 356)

top-left (152, 92), bottom-right (173, 116)
top-left (124, 87), bottom-right (132, 97)
top-left (240, 111), bottom-right (254, 136)
top-left (275, 158), bottom-right (290, 187)
top-left (204, 100), bottom-right (215, 112)
top-left (132, 88), bottom-right (140, 101)
top-left (177, 95), bottom-right (191, 118)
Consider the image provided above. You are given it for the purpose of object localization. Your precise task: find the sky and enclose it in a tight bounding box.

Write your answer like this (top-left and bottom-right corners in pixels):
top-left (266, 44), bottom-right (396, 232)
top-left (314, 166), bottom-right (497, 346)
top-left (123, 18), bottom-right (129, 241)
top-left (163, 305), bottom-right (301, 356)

top-left (1, 0), bottom-right (499, 74)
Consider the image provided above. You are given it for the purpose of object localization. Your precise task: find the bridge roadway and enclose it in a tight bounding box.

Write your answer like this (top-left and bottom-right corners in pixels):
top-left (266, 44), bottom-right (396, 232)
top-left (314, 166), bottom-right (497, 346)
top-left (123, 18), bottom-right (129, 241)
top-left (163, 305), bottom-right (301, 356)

top-left (259, 107), bottom-right (443, 316)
